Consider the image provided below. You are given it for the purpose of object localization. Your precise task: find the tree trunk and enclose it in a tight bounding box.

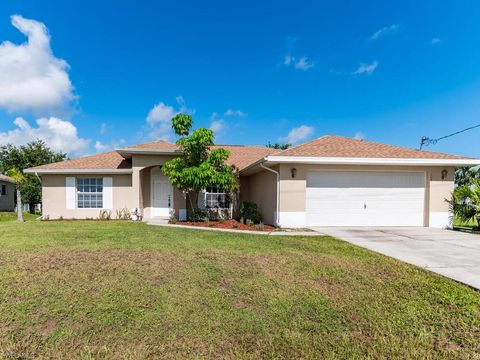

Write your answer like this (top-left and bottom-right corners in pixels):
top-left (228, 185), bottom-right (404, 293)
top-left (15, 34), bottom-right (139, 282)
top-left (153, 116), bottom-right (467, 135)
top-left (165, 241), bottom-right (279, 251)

top-left (16, 187), bottom-right (23, 222)
top-left (29, 202), bottom-right (35, 214)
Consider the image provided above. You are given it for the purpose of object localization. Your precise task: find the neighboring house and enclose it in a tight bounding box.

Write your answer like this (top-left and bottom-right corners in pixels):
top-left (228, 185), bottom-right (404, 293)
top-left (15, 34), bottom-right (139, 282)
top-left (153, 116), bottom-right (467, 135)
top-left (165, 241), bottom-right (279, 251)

top-left (25, 135), bottom-right (480, 228)
top-left (0, 174), bottom-right (15, 211)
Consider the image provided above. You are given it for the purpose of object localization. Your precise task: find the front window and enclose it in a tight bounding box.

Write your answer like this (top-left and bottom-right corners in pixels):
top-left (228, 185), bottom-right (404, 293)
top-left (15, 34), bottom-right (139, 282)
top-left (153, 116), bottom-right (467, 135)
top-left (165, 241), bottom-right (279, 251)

top-left (77, 178), bottom-right (103, 208)
top-left (205, 186), bottom-right (229, 208)
top-left (1, 184), bottom-right (6, 196)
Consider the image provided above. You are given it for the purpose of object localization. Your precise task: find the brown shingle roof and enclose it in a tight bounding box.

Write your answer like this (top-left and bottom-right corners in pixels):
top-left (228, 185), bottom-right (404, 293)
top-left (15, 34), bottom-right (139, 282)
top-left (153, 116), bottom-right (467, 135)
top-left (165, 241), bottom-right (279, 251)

top-left (0, 174), bottom-right (14, 183)
top-left (27, 135), bottom-right (473, 173)
top-left (27, 141), bottom-right (275, 171)
top-left (30, 151), bottom-right (132, 170)
top-left (212, 145), bottom-right (277, 170)
top-left (123, 140), bottom-right (180, 151)
top-left (276, 135), bottom-right (472, 159)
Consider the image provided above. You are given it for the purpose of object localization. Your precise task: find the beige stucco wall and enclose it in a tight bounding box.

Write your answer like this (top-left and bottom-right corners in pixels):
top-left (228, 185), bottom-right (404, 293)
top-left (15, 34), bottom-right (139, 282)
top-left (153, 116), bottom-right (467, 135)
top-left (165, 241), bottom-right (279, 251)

top-left (0, 181), bottom-right (15, 211)
top-left (41, 174), bottom-right (134, 219)
top-left (241, 166), bottom-right (278, 225)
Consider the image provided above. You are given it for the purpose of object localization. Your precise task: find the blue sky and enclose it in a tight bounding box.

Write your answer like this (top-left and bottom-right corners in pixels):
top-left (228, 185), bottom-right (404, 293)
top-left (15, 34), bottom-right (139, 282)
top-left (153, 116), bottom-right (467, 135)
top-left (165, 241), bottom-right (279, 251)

top-left (0, 0), bottom-right (479, 157)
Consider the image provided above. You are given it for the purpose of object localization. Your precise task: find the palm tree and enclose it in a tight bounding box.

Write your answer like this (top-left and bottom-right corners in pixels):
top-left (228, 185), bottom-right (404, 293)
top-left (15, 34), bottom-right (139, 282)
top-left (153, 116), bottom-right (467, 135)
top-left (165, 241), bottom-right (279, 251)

top-left (7, 168), bottom-right (26, 222)
top-left (453, 179), bottom-right (480, 229)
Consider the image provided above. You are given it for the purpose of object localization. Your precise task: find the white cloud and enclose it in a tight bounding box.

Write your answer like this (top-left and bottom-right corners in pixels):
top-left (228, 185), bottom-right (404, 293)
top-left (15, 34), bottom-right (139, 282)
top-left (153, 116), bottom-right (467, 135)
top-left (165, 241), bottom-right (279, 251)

top-left (100, 123), bottom-right (108, 135)
top-left (431, 37), bottom-right (441, 45)
top-left (283, 55), bottom-right (314, 71)
top-left (145, 97), bottom-right (194, 140)
top-left (284, 55), bottom-right (294, 65)
top-left (0, 117), bottom-right (89, 156)
top-left (281, 125), bottom-right (315, 145)
top-left (0, 15), bottom-right (75, 114)
top-left (354, 131), bottom-right (366, 140)
top-left (146, 102), bottom-right (176, 125)
top-left (224, 109), bottom-right (246, 117)
top-left (354, 61), bottom-right (378, 75)
top-left (209, 112), bottom-right (226, 136)
top-left (294, 56), bottom-right (314, 70)
top-left (209, 119), bottom-right (226, 134)
top-left (94, 139), bottom-right (126, 152)
top-left (370, 24), bottom-right (400, 40)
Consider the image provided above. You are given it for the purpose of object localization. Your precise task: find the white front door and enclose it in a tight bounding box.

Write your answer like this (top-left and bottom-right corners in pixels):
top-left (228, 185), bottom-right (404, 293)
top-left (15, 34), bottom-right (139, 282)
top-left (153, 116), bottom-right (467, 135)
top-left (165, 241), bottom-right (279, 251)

top-left (151, 173), bottom-right (174, 218)
top-left (306, 170), bottom-right (425, 226)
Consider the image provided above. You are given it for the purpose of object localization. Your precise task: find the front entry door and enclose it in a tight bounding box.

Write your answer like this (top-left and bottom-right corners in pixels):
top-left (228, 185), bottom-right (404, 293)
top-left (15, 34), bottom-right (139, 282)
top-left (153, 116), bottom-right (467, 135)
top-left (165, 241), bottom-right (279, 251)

top-left (151, 174), bottom-right (173, 217)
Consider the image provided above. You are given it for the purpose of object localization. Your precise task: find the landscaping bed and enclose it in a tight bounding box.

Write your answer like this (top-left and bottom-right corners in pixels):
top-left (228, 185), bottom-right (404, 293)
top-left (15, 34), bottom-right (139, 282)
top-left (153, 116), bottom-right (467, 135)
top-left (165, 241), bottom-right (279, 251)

top-left (172, 219), bottom-right (275, 231)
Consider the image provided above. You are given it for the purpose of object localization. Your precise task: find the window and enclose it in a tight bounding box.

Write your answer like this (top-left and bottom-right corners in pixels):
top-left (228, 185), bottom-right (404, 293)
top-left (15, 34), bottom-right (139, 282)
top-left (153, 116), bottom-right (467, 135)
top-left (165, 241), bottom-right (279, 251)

top-left (205, 186), bottom-right (229, 208)
top-left (1, 184), bottom-right (5, 196)
top-left (77, 178), bottom-right (103, 208)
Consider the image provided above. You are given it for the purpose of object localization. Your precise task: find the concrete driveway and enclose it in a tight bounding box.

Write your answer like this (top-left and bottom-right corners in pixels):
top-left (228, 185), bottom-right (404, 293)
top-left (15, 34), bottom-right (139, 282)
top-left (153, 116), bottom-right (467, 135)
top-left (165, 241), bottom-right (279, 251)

top-left (311, 227), bottom-right (480, 290)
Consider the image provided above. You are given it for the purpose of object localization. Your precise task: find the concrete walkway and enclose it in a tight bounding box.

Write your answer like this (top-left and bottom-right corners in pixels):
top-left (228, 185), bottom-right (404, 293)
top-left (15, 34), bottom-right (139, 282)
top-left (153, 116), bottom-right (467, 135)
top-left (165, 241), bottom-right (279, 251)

top-left (311, 227), bottom-right (480, 290)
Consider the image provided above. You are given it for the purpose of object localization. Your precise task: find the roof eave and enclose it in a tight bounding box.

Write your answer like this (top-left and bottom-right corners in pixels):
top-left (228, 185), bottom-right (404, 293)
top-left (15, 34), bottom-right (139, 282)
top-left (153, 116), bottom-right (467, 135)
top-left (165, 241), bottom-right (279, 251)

top-left (24, 168), bottom-right (134, 175)
top-left (116, 148), bottom-right (183, 158)
top-left (264, 156), bottom-right (480, 167)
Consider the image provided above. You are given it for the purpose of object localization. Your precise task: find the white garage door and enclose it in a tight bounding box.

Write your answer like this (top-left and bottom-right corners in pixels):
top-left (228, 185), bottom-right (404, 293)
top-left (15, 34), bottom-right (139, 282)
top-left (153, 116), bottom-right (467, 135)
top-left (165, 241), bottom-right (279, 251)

top-left (306, 170), bottom-right (425, 226)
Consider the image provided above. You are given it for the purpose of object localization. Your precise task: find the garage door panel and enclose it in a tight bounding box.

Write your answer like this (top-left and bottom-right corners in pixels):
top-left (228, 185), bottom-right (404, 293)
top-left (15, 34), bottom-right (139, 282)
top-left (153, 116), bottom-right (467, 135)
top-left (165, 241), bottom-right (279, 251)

top-left (306, 171), bottom-right (425, 226)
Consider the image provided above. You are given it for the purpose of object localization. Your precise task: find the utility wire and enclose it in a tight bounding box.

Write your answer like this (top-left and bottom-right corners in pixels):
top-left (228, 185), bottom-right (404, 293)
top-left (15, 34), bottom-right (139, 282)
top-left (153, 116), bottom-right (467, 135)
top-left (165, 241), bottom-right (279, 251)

top-left (419, 123), bottom-right (480, 150)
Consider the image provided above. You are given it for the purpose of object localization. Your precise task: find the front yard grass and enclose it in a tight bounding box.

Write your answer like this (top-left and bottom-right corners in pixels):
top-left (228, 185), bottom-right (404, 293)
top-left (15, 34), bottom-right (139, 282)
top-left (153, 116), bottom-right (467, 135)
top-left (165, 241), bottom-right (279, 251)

top-left (0, 211), bottom-right (38, 222)
top-left (0, 221), bottom-right (479, 358)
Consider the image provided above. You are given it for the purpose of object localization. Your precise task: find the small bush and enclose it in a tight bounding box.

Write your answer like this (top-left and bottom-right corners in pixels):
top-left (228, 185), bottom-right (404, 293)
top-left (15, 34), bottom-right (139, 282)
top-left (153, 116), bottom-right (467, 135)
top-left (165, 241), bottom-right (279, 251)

top-left (240, 201), bottom-right (262, 224)
top-left (115, 208), bottom-right (131, 220)
top-left (219, 218), bottom-right (225, 224)
top-left (246, 219), bottom-right (254, 226)
top-left (232, 223), bottom-right (239, 229)
top-left (256, 222), bottom-right (264, 231)
top-left (99, 209), bottom-right (112, 220)
top-left (189, 210), bottom-right (205, 222)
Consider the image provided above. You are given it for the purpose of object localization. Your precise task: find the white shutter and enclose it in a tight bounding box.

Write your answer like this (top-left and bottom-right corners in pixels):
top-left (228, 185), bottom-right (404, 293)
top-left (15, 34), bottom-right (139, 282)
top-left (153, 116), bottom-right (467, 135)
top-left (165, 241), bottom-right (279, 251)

top-left (103, 177), bottom-right (113, 209)
top-left (66, 177), bottom-right (76, 209)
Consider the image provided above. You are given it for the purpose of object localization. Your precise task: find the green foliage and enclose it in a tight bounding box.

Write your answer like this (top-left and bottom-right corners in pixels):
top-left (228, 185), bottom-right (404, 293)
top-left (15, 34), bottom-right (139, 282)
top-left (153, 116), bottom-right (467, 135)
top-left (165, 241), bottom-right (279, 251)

top-left (240, 201), bottom-right (262, 224)
top-left (0, 140), bottom-right (67, 212)
top-left (171, 113), bottom-right (193, 136)
top-left (452, 179), bottom-right (480, 228)
top-left (162, 113), bottom-right (238, 211)
top-left (455, 167), bottom-right (480, 187)
top-left (189, 210), bottom-right (206, 222)
top-left (7, 168), bottom-right (26, 185)
top-left (267, 142), bottom-right (291, 150)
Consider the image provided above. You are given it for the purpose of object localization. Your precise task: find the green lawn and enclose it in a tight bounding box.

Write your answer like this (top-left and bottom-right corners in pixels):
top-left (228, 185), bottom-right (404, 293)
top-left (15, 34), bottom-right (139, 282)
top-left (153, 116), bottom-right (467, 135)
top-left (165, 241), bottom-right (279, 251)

top-left (0, 222), bottom-right (479, 359)
top-left (0, 211), bottom-right (38, 222)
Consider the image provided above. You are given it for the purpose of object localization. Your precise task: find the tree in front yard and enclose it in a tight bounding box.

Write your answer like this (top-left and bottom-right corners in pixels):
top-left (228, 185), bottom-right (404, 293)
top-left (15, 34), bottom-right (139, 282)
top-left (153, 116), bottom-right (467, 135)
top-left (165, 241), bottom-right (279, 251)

top-left (162, 114), bottom-right (238, 215)
top-left (7, 168), bottom-right (26, 222)
top-left (0, 140), bottom-right (66, 213)
top-left (452, 179), bottom-right (480, 229)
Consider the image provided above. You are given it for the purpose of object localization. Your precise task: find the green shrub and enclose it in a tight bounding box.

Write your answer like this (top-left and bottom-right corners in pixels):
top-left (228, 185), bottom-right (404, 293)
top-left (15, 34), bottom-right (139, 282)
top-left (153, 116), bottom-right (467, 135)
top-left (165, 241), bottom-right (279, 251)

top-left (246, 219), bottom-right (254, 226)
top-left (240, 201), bottom-right (262, 224)
top-left (189, 210), bottom-right (205, 222)
top-left (256, 222), bottom-right (264, 231)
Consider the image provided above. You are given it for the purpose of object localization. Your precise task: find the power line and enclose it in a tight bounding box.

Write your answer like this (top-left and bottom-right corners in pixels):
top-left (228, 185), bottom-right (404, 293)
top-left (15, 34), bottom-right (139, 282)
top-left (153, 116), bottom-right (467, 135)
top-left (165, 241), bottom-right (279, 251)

top-left (419, 123), bottom-right (480, 150)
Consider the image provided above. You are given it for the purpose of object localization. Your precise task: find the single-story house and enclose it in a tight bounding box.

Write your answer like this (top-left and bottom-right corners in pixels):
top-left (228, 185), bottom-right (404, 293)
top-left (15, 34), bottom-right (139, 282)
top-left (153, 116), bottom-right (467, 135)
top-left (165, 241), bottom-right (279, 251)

top-left (25, 135), bottom-right (480, 228)
top-left (0, 174), bottom-right (15, 211)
